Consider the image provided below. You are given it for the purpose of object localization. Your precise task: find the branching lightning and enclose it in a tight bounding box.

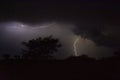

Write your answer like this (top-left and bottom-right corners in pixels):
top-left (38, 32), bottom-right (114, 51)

top-left (73, 37), bottom-right (79, 56)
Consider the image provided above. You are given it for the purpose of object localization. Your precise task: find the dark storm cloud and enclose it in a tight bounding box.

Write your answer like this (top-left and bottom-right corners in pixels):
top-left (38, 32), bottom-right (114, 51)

top-left (0, 0), bottom-right (118, 24)
top-left (72, 2), bottom-right (120, 50)
top-left (0, 0), bottom-right (108, 23)
top-left (74, 23), bottom-right (120, 50)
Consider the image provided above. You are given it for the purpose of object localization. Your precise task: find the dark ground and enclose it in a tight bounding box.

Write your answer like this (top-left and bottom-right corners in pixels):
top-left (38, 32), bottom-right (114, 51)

top-left (0, 56), bottom-right (120, 80)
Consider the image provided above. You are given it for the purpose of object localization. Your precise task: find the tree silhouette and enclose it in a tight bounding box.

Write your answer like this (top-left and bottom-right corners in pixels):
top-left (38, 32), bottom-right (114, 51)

top-left (2, 54), bottom-right (10, 60)
top-left (22, 36), bottom-right (61, 60)
top-left (14, 55), bottom-right (20, 60)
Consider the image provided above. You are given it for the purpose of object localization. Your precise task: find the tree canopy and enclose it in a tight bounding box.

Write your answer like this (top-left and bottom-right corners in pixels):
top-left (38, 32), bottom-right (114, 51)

top-left (22, 36), bottom-right (61, 60)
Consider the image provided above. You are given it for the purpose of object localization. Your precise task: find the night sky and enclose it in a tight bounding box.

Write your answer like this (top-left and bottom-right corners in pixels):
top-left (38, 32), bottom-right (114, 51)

top-left (0, 0), bottom-right (120, 59)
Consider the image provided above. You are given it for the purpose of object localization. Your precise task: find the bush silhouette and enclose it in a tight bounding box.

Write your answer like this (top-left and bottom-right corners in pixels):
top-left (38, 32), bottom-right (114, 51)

top-left (22, 36), bottom-right (61, 60)
top-left (2, 54), bottom-right (10, 60)
top-left (14, 55), bottom-right (20, 60)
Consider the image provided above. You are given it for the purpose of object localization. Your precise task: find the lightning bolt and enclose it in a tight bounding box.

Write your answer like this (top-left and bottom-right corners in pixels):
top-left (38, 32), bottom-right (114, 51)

top-left (73, 37), bottom-right (79, 56)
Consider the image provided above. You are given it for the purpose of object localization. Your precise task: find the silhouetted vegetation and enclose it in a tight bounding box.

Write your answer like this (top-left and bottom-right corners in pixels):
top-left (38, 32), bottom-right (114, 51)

top-left (14, 55), bottom-right (20, 59)
top-left (22, 36), bottom-right (61, 61)
top-left (2, 54), bottom-right (10, 60)
top-left (0, 36), bottom-right (120, 80)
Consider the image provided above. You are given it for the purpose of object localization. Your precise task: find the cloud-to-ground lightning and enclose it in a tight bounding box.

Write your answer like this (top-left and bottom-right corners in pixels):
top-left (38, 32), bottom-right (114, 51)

top-left (73, 37), bottom-right (79, 56)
